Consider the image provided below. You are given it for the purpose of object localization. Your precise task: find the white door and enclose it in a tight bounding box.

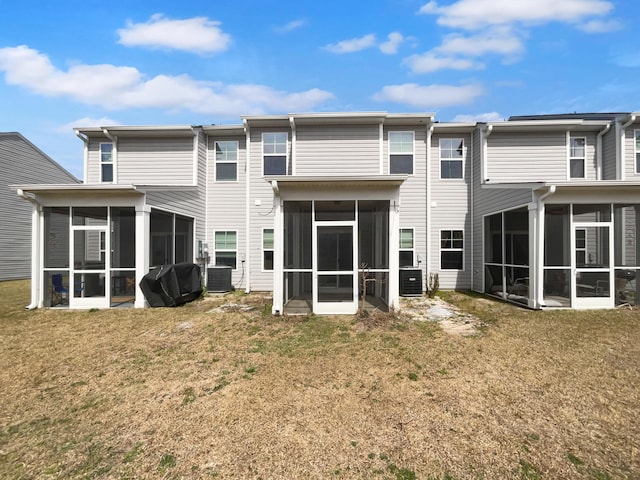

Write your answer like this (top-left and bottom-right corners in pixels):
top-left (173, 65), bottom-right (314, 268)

top-left (572, 224), bottom-right (614, 308)
top-left (70, 226), bottom-right (109, 309)
top-left (313, 223), bottom-right (358, 314)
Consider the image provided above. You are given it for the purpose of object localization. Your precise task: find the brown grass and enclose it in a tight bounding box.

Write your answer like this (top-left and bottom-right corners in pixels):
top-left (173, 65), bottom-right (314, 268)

top-left (1, 280), bottom-right (639, 479)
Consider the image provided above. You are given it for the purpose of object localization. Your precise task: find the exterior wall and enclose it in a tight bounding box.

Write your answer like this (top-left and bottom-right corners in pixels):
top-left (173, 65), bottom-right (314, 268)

top-left (86, 137), bottom-right (105, 183)
top-left (296, 124), bottom-right (380, 175)
top-left (430, 131), bottom-right (473, 289)
top-left (248, 127), bottom-right (279, 291)
top-left (602, 126), bottom-right (617, 180)
top-left (117, 137), bottom-right (194, 185)
top-left (206, 132), bottom-right (247, 287)
top-left (1, 133), bottom-right (78, 281)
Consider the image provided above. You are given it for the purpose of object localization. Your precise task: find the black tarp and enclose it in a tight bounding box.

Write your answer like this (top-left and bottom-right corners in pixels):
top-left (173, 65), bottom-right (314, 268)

top-left (139, 263), bottom-right (203, 307)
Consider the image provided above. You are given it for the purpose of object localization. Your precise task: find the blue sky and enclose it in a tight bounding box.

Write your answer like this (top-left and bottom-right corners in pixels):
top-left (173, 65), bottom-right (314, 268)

top-left (0, 0), bottom-right (637, 178)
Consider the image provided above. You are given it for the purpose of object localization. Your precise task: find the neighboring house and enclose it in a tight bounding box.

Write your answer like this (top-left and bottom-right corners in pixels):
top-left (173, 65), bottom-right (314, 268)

top-left (14, 112), bottom-right (640, 312)
top-left (1, 132), bottom-right (78, 281)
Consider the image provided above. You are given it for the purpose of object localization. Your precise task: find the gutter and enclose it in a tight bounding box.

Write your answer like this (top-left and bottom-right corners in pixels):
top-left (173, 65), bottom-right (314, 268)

top-left (289, 116), bottom-right (297, 175)
top-left (103, 128), bottom-right (118, 183)
top-left (595, 123), bottom-right (611, 180)
top-left (75, 130), bottom-right (89, 183)
top-left (426, 123), bottom-right (434, 280)
top-left (243, 119), bottom-right (251, 294)
top-left (619, 114), bottom-right (636, 180)
top-left (17, 189), bottom-right (41, 310)
top-left (481, 124), bottom-right (493, 183)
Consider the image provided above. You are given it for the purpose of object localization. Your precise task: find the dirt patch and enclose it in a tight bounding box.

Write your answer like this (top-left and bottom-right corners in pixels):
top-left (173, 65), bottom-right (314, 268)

top-left (401, 296), bottom-right (484, 336)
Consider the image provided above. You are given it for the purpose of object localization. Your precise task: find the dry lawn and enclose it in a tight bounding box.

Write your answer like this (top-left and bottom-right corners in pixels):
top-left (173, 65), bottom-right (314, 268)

top-left (0, 280), bottom-right (639, 480)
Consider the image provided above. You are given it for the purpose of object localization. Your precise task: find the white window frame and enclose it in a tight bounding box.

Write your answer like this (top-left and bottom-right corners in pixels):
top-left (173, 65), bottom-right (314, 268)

top-left (575, 227), bottom-right (587, 265)
top-left (569, 136), bottom-right (586, 179)
top-left (388, 131), bottom-right (414, 175)
top-left (440, 229), bottom-right (464, 270)
top-left (214, 140), bottom-right (238, 182)
top-left (262, 132), bottom-right (288, 176)
top-left (214, 230), bottom-right (238, 271)
top-left (635, 129), bottom-right (640, 174)
top-left (262, 228), bottom-right (274, 271)
top-left (99, 142), bottom-right (114, 183)
top-left (439, 138), bottom-right (464, 180)
top-left (399, 228), bottom-right (415, 267)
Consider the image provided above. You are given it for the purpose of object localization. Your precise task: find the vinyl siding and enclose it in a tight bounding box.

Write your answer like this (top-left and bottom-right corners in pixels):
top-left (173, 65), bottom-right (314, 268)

top-left (206, 134), bottom-right (247, 287)
top-left (295, 124), bottom-right (380, 176)
top-left (623, 124), bottom-right (640, 179)
top-left (117, 137), bottom-right (194, 185)
top-left (1, 133), bottom-right (78, 280)
top-left (86, 138), bottom-right (104, 184)
top-left (248, 128), bottom-right (277, 291)
top-left (486, 132), bottom-right (567, 183)
top-left (602, 127), bottom-right (617, 180)
top-left (430, 133), bottom-right (472, 289)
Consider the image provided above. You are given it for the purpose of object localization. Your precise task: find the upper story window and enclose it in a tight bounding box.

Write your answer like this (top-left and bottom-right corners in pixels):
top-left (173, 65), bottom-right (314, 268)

top-left (263, 133), bottom-right (287, 175)
top-left (440, 138), bottom-right (464, 179)
top-left (635, 130), bottom-right (640, 173)
top-left (569, 136), bottom-right (586, 179)
top-left (100, 143), bottom-right (113, 183)
top-left (389, 131), bottom-right (414, 174)
top-left (215, 141), bottom-right (238, 181)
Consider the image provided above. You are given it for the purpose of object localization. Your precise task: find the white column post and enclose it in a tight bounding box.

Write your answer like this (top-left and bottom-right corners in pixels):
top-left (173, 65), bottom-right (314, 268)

top-left (135, 204), bottom-right (151, 308)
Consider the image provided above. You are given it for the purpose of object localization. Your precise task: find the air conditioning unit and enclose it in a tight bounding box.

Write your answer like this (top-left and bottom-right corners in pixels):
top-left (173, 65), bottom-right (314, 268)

top-left (399, 268), bottom-right (423, 296)
top-left (207, 266), bottom-right (232, 293)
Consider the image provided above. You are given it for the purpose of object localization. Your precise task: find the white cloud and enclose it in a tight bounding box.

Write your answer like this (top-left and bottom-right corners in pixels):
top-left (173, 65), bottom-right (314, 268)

top-left (324, 34), bottom-right (377, 54)
top-left (577, 18), bottom-right (621, 33)
top-left (0, 46), bottom-right (333, 116)
top-left (379, 32), bottom-right (405, 54)
top-left (418, 0), bottom-right (613, 29)
top-left (274, 19), bottom-right (307, 33)
top-left (372, 83), bottom-right (484, 108)
top-left (57, 117), bottom-right (121, 133)
top-left (404, 53), bottom-right (481, 74)
top-left (117, 14), bottom-right (231, 54)
top-left (437, 28), bottom-right (524, 57)
top-left (453, 112), bottom-right (504, 122)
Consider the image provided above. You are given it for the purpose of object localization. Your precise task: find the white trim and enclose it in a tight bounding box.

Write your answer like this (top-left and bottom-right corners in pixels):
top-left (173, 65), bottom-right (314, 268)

top-left (244, 120), bottom-right (251, 293)
top-left (213, 140), bottom-right (239, 182)
top-left (388, 130), bottom-right (415, 176)
top-left (379, 122), bottom-right (384, 175)
top-left (439, 228), bottom-right (465, 271)
top-left (261, 132), bottom-right (288, 176)
top-left (213, 229), bottom-right (239, 271)
top-left (426, 125), bottom-right (433, 279)
top-left (439, 136), bottom-right (465, 180)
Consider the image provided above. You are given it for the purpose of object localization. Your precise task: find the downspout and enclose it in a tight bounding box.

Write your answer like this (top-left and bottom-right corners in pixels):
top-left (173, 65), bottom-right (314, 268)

top-left (289, 116), bottom-right (296, 176)
top-left (534, 185), bottom-right (556, 308)
top-left (596, 123), bottom-right (611, 180)
top-left (469, 127), bottom-right (474, 289)
top-left (243, 119), bottom-right (251, 294)
top-left (620, 114), bottom-right (636, 180)
top-left (481, 124), bottom-right (493, 184)
top-left (426, 123), bottom-right (434, 280)
top-left (17, 189), bottom-right (41, 310)
top-left (103, 128), bottom-right (118, 183)
top-left (75, 130), bottom-right (89, 184)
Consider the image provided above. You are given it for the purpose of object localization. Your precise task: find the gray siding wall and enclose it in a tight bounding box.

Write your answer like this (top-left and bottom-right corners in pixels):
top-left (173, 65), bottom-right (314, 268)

top-left (486, 131), bottom-right (568, 183)
top-left (206, 133), bottom-right (247, 287)
top-left (248, 128), bottom-right (278, 291)
top-left (472, 129), bottom-right (533, 292)
top-left (1, 133), bottom-right (77, 280)
top-left (118, 137), bottom-right (194, 185)
top-left (86, 137), bottom-right (105, 183)
top-left (296, 124), bottom-right (380, 175)
top-left (602, 127), bottom-right (617, 180)
top-left (430, 132), bottom-right (472, 289)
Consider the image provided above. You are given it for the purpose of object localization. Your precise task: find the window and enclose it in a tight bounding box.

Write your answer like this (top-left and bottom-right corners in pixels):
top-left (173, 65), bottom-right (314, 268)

top-left (635, 130), bottom-right (640, 173)
top-left (100, 143), bottom-right (113, 183)
top-left (215, 231), bottom-right (237, 269)
top-left (440, 138), bottom-right (464, 179)
top-left (575, 228), bottom-right (587, 267)
top-left (263, 133), bottom-right (287, 175)
top-left (389, 131), bottom-right (414, 174)
top-left (441, 230), bottom-right (463, 270)
top-left (215, 141), bottom-right (238, 181)
top-left (399, 228), bottom-right (414, 267)
top-left (263, 228), bottom-right (274, 271)
top-left (569, 137), bottom-right (586, 179)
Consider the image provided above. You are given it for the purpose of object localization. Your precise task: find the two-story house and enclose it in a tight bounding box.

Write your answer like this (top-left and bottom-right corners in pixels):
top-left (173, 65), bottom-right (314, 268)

top-left (14, 111), bottom-right (640, 312)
